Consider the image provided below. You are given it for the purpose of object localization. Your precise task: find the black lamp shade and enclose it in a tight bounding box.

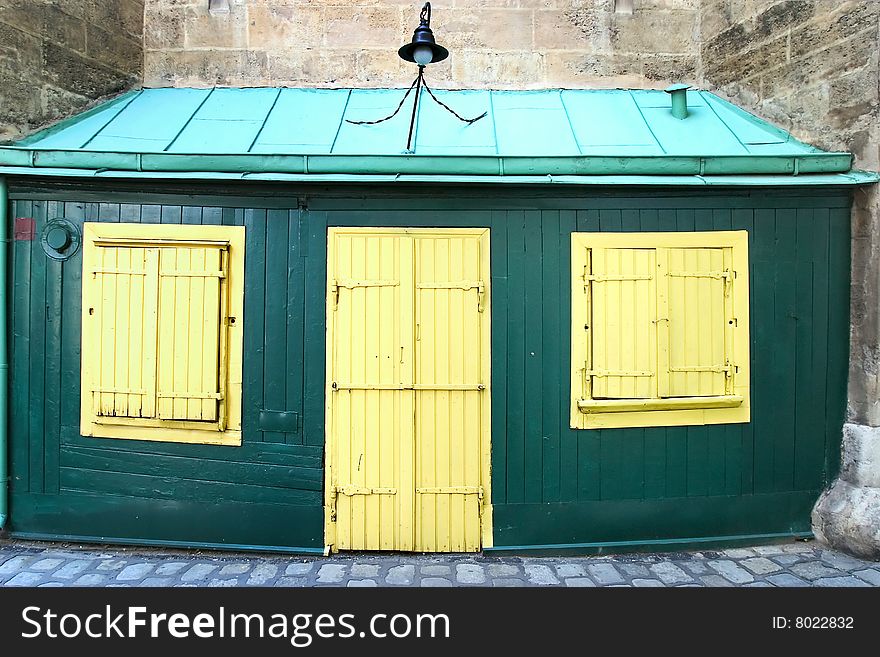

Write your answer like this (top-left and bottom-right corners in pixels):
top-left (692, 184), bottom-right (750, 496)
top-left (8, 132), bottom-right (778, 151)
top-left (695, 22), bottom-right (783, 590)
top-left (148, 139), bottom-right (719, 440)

top-left (398, 15), bottom-right (448, 64)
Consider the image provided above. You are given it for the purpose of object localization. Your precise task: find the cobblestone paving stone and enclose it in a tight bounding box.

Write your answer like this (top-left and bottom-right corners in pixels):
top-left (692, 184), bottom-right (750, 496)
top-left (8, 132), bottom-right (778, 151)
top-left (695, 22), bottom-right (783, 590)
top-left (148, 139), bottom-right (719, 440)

top-left (0, 538), bottom-right (877, 588)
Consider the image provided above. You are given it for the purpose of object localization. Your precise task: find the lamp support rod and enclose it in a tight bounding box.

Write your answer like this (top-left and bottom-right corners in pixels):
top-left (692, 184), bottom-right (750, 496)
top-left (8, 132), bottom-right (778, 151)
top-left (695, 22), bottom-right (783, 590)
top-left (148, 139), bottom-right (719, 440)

top-left (406, 67), bottom-right (424, 152)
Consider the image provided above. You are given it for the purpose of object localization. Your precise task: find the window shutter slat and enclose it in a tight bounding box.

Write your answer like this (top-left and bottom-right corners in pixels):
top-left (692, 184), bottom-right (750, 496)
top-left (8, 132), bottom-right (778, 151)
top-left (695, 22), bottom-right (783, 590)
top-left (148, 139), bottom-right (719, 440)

top-left (663, 247), bottom-right (729, 398)
top-left (91, 246), bottom-right (158, 419)
top-left (156, 245), bottom-right (225, 422)
top-left (590, 247), bottom-right (657, 399)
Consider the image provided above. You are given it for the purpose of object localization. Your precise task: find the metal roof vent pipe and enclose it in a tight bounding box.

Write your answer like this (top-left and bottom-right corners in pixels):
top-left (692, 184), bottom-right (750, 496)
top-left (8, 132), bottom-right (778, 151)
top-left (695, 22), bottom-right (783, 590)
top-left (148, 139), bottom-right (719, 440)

top-left (665, 83), bottom-right (691, 120)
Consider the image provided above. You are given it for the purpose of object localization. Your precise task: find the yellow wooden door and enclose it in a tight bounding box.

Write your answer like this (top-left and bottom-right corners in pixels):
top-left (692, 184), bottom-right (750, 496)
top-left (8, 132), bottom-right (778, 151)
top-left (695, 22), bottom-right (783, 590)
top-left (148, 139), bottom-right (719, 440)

top-left (326, 231), bottom-right (415, 551)
top-left (325, 228), bottom-right (491, 553)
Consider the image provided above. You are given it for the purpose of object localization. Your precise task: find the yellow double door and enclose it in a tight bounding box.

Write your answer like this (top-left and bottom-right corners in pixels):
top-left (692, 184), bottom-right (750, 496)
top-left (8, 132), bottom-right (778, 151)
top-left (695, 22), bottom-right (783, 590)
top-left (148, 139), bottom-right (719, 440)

top-left (325, 228), bottom-right (492, 552)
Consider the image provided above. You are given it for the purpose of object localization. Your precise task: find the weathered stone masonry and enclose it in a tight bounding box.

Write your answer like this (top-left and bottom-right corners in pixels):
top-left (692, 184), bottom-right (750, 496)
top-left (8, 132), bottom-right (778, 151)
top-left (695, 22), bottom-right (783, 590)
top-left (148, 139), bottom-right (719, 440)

top-left (143, 0), bottom-right (702, 89)
top-left (0, 0), bottom-right (144, 142)
top-left (698, 1), bottom-right (880, 559)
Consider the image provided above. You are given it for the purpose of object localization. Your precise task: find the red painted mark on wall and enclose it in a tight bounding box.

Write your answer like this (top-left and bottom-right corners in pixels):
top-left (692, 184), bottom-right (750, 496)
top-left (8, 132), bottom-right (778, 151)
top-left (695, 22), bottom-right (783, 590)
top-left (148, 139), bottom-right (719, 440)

top-left (14, 217), bottom-right (36, 240)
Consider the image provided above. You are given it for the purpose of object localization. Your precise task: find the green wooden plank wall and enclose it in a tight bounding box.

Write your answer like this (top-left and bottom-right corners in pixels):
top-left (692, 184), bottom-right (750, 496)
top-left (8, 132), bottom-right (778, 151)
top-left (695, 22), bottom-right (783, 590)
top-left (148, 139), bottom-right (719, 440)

top-left (6, 187), bottom-right (852, 551)
top-left (317, 194), bottom-right (851, 549)
top-left (8, 198), bottom-right (324, 549)
top-left (488, 202), bottom-right (850, 548)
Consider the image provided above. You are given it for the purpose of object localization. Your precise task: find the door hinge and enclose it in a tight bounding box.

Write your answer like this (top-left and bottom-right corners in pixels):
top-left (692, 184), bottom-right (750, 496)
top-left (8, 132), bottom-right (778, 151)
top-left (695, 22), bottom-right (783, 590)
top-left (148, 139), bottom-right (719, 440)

top-left (335, 485), bottom-right (398, 496)
top-left (330, 280), bottom-right (339, 310)
top-left (586, 369), bottom-right (654, 377)
top-left (415, 486), bottom-right (486, 517)
top-left (416, 486), bottom-right (483, 495)
top-left (328, 487), bottom-right (338, 522)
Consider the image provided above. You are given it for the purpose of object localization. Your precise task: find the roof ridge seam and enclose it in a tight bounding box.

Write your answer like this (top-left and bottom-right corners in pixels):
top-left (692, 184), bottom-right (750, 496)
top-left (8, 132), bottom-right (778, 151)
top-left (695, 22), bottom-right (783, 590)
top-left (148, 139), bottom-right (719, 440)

top-left (488, 91), bottom-right (500, 157)
top-left (163, 87), bottom-right (216, 153)
top-left (700, 91), bottom-right (750, 155)
top-left (627, 90), bottom-right (666, 155)
top-left (558, 90), bottom-right (582, 156)
top-left (247, 87), bottom-right (283, 154)
top-left (80, 89), bottom-right (144, 150)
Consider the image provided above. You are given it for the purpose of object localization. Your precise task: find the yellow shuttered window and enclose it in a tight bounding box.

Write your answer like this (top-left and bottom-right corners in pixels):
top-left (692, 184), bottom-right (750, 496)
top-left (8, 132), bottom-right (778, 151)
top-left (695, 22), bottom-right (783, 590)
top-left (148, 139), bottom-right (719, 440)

top-left (81, 223), bottom-right (245, 445)
top-left (571, 231), bottom-right (750, 430)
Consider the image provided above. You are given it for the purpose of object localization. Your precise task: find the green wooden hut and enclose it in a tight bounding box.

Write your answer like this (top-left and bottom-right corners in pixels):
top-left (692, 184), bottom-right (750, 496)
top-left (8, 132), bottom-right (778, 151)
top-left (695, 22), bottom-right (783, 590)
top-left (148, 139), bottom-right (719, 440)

top-left (0, 86), bottom-right (875, 554)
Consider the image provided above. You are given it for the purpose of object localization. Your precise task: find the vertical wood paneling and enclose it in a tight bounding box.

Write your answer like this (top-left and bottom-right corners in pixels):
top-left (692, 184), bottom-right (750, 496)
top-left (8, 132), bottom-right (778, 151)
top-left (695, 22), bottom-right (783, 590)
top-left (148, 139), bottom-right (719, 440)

top-left (793, 208), bottom-right (815, 489)
top-left (242, 208), bottom-right (267, 442)
top-left (263, 210), bottom-right (288, 444)
top-left (558, 210), bottom-right (579, 502)
top-left (286, 210), bottom-right (305, 444)
top-left (523, 211), bottom-right (543, 503)
top-left (751, 208), bottom-right (776, 493)
top-left (541, 210), bottom-right (562, 503)
top-left (303, 210), bottom-right (328, 447)
top-left (505, 211), bottom-right (526, 504)
top-left (43, 203), bottom-right (63, 494)
top-left (6, 189), bottom-right (854, 551)
top-left (11, 200), bottom-right (32, 492)
top-left (28, 200), bottom-right (47, 493)
top-left (60, 202), bottom-right (84, 434)
top-left (8, 196), bottom-right (325, 550)
top-left (713, 208), bottom-right (741, 497)
top-left (772, 209), bottom-right (798, 492)
top-left (490, 210), bottom-right (508, 504)
top-left (796, 209), bottom-right (830, 489)
top-left (732, 207), bottom-right (755, 495)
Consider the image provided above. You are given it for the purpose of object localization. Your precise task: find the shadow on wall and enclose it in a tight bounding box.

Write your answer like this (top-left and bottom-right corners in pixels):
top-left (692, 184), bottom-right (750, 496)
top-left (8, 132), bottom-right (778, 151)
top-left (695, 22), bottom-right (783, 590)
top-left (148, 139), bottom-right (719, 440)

top-left (0, 0), bottom-right (144, 142)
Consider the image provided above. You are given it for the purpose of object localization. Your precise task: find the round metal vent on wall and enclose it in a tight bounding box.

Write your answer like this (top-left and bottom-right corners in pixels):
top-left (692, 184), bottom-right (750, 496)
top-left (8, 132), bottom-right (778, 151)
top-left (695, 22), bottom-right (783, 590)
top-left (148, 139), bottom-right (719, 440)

top-left (40, 218), bottom-right (81, 261)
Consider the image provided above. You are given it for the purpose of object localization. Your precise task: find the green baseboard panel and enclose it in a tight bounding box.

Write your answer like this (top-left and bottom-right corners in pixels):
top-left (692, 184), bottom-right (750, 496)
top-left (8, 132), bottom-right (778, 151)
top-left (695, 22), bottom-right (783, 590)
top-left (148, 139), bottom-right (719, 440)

top-left (8, 532), bottom-right (325, 555)
top-left (484, 532), bottom-right (814, 556)
top-left (491, 491), bottom-right (819, 553)
top-left (9, 492), bottom-right (324, 551)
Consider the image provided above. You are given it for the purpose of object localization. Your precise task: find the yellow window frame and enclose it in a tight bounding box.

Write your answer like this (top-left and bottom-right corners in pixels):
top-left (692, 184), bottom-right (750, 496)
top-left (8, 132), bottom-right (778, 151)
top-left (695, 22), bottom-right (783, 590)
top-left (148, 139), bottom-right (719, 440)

top-left (80, 222), bottom-right (245, 445)
top-left (571, 231), bottom-right (750, 429)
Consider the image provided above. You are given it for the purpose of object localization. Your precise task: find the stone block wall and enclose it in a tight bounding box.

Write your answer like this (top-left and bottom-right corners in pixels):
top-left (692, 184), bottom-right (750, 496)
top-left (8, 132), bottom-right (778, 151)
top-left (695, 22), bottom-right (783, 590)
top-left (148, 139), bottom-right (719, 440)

top-left (702, 1), bottom-right (878, 173)
top-left (701, 1), bottom-right (880, 557)
top-left (143, 0), bottom-right (702, 89)
top-left (0, 0), bottom-right (144, 142)
top-left (702, 1), bottom-right (880, 428)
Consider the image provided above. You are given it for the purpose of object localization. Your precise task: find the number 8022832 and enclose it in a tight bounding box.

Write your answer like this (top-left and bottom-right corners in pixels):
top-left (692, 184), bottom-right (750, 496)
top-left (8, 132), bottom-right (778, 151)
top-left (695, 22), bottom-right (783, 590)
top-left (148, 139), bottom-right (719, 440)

top-left (773, 617), bottom-right (854, 629)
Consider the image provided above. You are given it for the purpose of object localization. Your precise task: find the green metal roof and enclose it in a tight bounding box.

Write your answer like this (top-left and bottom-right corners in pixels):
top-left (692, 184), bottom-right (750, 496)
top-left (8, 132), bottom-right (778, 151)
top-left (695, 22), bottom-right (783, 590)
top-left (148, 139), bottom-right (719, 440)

top-left (1, 87), bottom-right (877, 185)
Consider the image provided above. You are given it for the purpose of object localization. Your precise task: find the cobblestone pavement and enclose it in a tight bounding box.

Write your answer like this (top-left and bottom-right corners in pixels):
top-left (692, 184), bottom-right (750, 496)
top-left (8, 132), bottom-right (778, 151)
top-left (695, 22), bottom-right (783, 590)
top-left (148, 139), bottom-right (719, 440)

top-left (0, 538), bottom-right (878, 587)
